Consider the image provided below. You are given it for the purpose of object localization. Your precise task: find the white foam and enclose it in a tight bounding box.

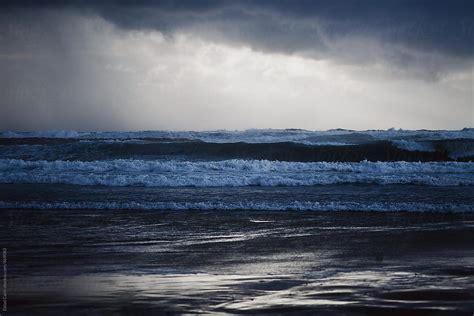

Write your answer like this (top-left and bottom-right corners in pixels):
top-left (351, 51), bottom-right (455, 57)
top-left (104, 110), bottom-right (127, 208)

top-left (1, 128), bottom-right (473, 144)
top-left (0, 130), bottom-right (88, 138)
top-left (392, 140), bottom-right (436, 152)
top-left (1, 159), bottom-right (472, 187)
top-left (392, 139), bottom-right (474, 159)
top-left (0, 200), bottom-right (471, 212)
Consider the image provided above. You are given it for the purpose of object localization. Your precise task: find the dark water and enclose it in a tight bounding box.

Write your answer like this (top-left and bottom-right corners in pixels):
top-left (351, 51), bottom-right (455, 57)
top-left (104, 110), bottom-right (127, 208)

top-left (1, 128), bottom-right (474, 162)
top-left (1, 129), bottom-right (474, 314)
top-left (1, 129), bottom-right (473, 211)
top-left (1, 183), bottom-right (474, 212)
top-left (3, 209), bottom-right (474, 315)
top-left (0, 138), bottom-right (465, 162)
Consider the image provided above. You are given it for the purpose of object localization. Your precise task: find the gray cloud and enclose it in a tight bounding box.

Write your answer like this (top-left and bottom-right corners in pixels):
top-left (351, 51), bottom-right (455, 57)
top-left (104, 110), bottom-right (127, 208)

top-left (0, 2), bottom-right (472, 131)
top-left (2, 0), bottom-right (473, 77)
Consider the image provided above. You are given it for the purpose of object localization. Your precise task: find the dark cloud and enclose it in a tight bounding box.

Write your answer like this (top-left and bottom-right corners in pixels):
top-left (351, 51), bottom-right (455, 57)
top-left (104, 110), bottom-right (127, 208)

top-left (0, 1), bottom-right (472, 131)
top-left (1, 0), bottom-right (473, 61)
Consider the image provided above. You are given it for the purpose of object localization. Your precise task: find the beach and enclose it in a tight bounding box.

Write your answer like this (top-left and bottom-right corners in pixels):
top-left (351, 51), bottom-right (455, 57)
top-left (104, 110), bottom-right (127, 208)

top-left (4, 208), bottom-right (474, 315)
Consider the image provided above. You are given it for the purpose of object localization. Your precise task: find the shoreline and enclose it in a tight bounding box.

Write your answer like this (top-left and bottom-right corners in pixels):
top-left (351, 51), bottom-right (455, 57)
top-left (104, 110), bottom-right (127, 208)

top-left (3, 208), bottom-right (474, 314)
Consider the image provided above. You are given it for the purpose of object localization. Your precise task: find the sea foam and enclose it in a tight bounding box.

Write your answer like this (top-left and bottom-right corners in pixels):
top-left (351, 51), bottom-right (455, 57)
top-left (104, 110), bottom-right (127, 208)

top-left (0, 200), bottom-right (471, 212)
top-left (1, 159), bottom-right (472, 187)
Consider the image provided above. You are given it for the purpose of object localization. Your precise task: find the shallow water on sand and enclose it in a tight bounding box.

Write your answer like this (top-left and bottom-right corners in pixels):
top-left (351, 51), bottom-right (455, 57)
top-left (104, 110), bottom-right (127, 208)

top-left (3, 210), bottom-right (474, 315)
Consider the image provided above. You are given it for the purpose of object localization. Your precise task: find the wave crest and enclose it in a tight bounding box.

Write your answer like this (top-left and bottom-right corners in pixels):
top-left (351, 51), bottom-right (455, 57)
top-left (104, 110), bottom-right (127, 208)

top-left (0, 200), bottom-right (471, 212)
top-left (1, 159), bottom-right (472, 187)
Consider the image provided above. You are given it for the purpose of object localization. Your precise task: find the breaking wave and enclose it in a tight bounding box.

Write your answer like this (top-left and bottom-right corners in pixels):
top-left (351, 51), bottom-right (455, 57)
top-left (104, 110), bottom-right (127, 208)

top-left (1, 159), bottom-right (472, 187)
top-left (1, 128), bottom-right (473, 142)
top-left (1, 129), bottom-right (473, 161)
top-left (0, 200), bottom-right (471, 212)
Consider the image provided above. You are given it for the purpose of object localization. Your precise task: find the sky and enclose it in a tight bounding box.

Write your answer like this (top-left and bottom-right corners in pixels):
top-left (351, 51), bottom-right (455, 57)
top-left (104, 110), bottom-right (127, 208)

top-left (0, 0), bottom-right (473, 131)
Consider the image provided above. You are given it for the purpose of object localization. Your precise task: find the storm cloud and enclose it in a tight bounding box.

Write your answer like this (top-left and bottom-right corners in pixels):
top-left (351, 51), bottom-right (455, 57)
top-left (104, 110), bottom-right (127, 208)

top-left (0, 1), bottom-right (472, 131)
top-left (3, 1), bottom-right (473, 73)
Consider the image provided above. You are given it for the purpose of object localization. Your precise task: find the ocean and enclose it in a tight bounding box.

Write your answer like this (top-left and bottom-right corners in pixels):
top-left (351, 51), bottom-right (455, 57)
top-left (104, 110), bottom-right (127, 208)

top-left (1, 128), bottom-right (474, 314)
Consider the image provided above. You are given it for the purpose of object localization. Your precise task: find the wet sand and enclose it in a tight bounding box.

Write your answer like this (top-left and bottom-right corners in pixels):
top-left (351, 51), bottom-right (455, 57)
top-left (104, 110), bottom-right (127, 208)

top-left (2, 209), bottom-right (474, 315)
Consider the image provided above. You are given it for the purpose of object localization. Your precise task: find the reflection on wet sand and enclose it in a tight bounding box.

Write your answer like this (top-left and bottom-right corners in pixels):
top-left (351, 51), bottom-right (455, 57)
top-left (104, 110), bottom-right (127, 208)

top-left (12, 269), bottom-right (474, 314)
top-left (5, 209), bottom-right (474, 314)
